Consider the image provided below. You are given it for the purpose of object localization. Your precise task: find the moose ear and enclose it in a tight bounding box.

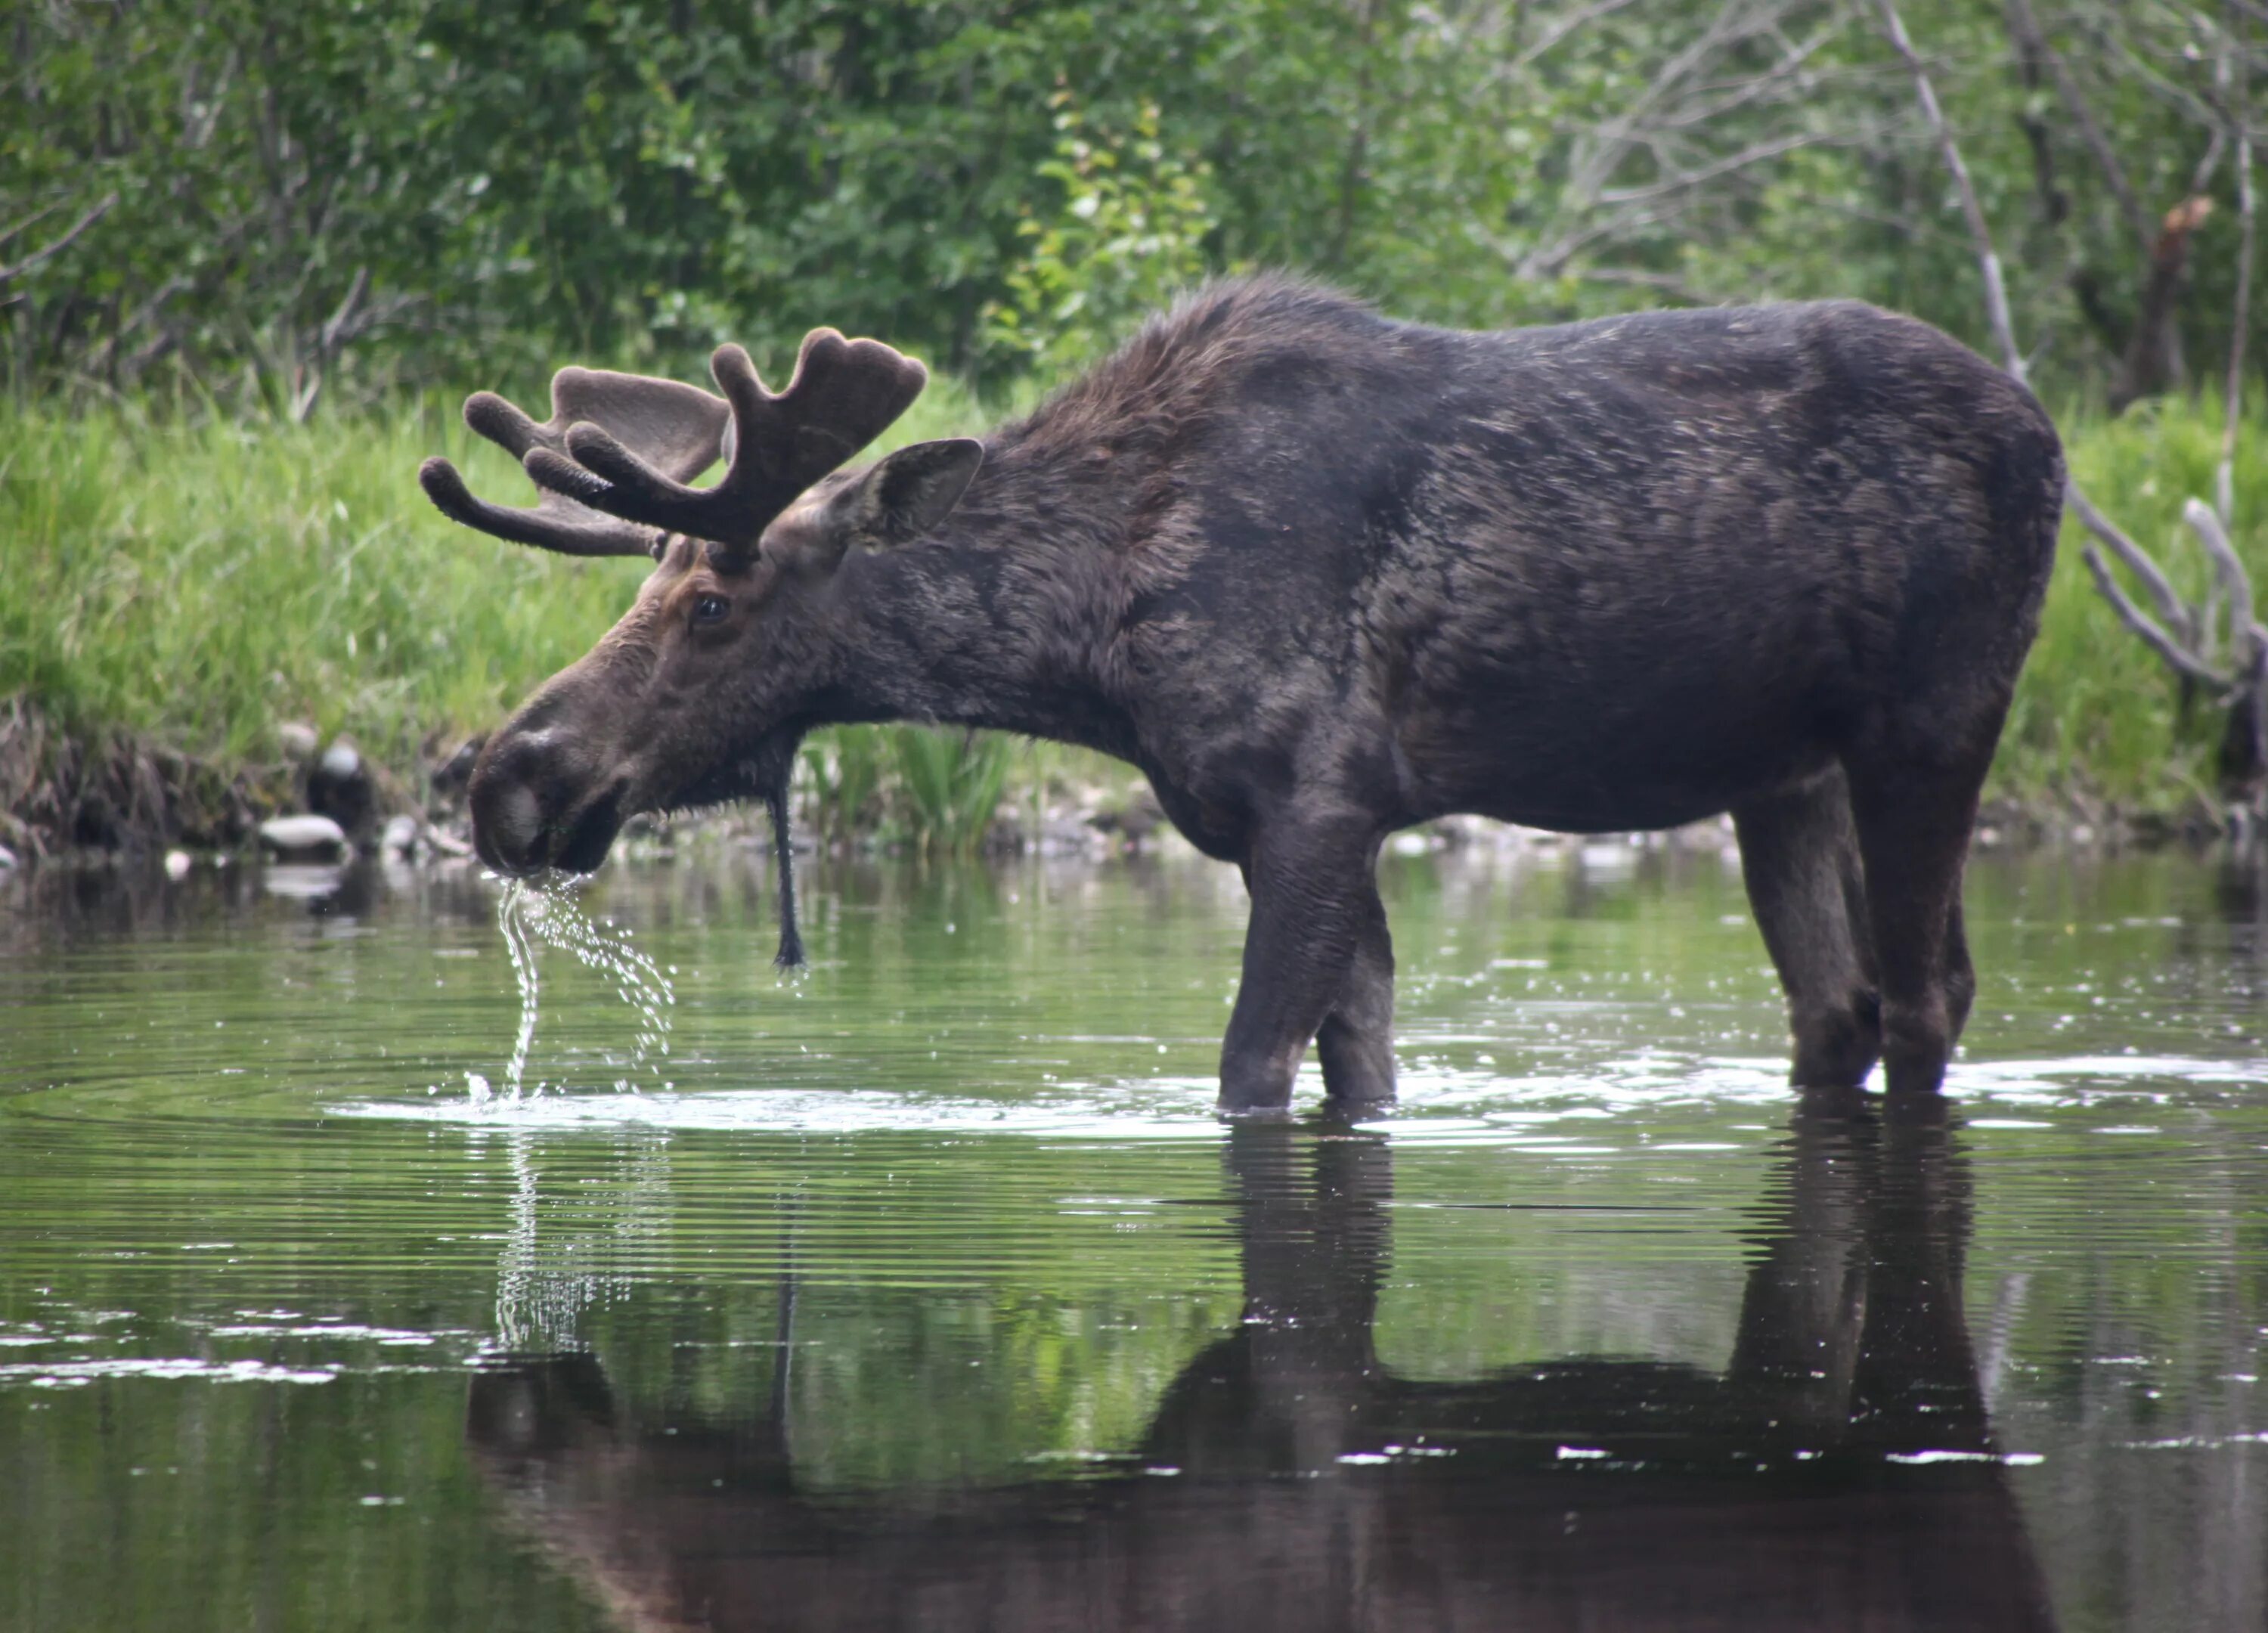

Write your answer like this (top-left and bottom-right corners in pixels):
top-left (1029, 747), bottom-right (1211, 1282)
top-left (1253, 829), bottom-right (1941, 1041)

top-left (838, 438), bottom-right (984, 548)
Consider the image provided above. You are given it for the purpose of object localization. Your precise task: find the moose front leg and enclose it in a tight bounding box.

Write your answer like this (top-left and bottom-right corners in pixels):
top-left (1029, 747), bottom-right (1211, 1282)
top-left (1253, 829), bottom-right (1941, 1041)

top-left (1315, 885), bottom-right (1396, 1108)
top-left (1220, 820), bottom-right (1390, 1114)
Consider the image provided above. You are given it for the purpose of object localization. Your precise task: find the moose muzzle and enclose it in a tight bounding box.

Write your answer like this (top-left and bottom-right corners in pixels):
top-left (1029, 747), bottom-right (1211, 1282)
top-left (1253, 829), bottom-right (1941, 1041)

top-left (468, 720), bottom-right (629, 878)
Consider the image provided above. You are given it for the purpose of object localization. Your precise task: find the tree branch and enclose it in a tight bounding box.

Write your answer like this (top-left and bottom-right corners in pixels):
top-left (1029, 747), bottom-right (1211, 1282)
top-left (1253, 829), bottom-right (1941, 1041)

top-left (2186, 497), bottom-right (2260, 659)
top-left (1875, 0), bottom-right (2026, 381)
top-left (2003, 0), bottom-right (2155, 251)
top-left (0, 194), bottom-right (116, 284)
top-left (2084, 544), bottom-right (2230, 688)
top-left (2068, 482), bottom-right (2199, 635)
top-left (1597, 131), bottom-right (1843, 207)
top-left (1882, 0), bottom-right (2256, 703)
top-left (0, 200), bottom-right (64, 253)
top-left (1510, 0), bottom-right (1647, 71)
top-left (2221, 9), bottom-right (2255, 527)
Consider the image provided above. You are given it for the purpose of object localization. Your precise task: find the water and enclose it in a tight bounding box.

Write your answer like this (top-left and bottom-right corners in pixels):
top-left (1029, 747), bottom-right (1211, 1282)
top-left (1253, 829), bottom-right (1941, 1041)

top-left (1, 841), bottom-right (2264, 1630)
top-left (487, 878), bottom-right (675, 1102)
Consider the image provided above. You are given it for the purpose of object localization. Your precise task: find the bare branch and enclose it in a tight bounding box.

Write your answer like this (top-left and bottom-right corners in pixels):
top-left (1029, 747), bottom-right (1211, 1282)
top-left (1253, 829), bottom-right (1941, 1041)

top-left (1510, 0), bottom-right (1647, 70)
top-left (1597, 131), bottom-right (1843, 207)
top-left (2186, 496), bottom-right (2259, 656)
top-left (1556, 0), bottom-right (1763, 215)
top-left (0, 194), bottom-right (116, 284)
top-left (1517, 5), bottom-right (1860, 280)
top-left (82, 273), bottom-right (195, 375)
top-left (2084, 544), bottom-right (2230, 689)
top-left (2003, 0), bottom-right (2156, 252)
top-left (318, 266), bottom-right (371, 356)
top-left (1652, 17), bottom-right (1848, 132)
top-left (2068, 482), bottom-right (2199, 635)
top-left (2096, 15), bottom-right (2232, 134)
top-left (1571, 265), bottom-right (1727, 303)
top-left (0, 200), bottom-right (64, 253)
top-left (1875, 0), bottom-right (2026, 382)
top-left (2223, 11), bottom-right (2256, 527)
top-left (2189, 125), bottom-right (2229, 198)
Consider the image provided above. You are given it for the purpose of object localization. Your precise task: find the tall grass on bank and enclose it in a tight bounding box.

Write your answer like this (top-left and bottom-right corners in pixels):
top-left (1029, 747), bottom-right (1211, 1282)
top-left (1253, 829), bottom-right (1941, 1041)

top-left (1997, 398), bottom-right (2268, 813)
top-left (5, 386), bottom-right (2268, 849)
top-left (0, 377), bottom-right (1041, 850)
top-left (3, 397), bottom-right (630, 779)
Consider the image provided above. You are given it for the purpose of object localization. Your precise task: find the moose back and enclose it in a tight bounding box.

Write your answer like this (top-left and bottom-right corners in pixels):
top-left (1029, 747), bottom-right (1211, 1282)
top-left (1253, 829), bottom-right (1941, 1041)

top-left (420, 277), bottom-right (2064, 1112)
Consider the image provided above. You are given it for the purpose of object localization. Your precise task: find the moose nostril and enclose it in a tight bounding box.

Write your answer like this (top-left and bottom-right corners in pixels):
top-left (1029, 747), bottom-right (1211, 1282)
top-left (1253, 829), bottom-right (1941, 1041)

top-left (469, 731), bottom-right (570, 873)
top-left (489, 782), bottom-right (544, 862)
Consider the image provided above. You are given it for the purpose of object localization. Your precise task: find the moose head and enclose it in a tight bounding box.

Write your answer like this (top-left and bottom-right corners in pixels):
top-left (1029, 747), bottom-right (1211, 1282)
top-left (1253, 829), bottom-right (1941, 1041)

top-left (420, 333), bottom-right (984, 956)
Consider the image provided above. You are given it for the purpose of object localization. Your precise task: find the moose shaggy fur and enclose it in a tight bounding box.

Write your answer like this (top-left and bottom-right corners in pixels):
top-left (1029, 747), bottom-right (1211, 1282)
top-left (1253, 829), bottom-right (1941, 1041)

top-left (427, 277), bottom-right (2064, 1111)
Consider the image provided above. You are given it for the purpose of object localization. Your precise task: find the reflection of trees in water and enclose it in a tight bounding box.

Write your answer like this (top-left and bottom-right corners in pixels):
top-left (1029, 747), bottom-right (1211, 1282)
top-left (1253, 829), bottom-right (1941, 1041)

top-left (469, 1095), bottom-right (2059, 1631)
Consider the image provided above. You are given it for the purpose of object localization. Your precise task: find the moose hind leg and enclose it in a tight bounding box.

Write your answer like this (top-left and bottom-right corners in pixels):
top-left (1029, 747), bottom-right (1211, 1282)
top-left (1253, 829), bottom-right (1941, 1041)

top-left (1219, 818), bottom-right (1383, 1113)
top-left (1944, 897), bottom-right (1977, 1044)
top-left (1733, 770), bottom-right (1882, 1089)
top-left (1315, 883), bottom-right (1396, 1108)
top-left (1845, 743), bottom-right (1994, 1095)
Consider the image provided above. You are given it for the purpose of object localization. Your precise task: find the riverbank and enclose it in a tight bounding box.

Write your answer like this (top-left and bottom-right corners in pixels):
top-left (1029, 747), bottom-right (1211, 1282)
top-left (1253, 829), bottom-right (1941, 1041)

top-left (5, 388), bottom-right (2266, 861)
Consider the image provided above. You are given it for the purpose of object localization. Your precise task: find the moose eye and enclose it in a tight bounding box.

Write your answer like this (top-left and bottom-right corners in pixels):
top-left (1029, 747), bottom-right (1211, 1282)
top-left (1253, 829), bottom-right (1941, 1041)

top-left (692, 593), bottom-right (731, 626)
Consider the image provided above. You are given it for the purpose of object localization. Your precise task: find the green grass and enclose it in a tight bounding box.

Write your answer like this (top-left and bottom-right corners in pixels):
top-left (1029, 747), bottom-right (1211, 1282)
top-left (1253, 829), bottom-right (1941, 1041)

top-left (1996, 396), bottom-right (2268, 813)
top-left (4, 384), bottom-right (2265, 847)
top-left (0, 375), bottom-right (1083, 849)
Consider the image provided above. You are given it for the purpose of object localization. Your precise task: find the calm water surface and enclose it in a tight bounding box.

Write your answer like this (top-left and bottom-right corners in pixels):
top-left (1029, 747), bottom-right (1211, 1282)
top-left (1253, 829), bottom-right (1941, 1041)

top-left (2, 841), bottom-right (2265, 1630)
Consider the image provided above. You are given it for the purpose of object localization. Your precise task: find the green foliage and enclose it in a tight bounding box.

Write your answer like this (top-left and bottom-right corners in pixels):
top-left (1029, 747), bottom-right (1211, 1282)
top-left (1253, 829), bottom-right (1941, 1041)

top-left (797, 725), bottom-right (1023, 854)
top-left (4, 0), bottom-right (1253, 399)
top-left (888, 726), bottom-right (1024, 854)
top-left (14, 0), bottom-right (2257, 409)
top-left (13, 0), bottom-right (2268, 830)
top-left (0, 367), bottom-right (1093, 851)
top-left (1994, 393), bottom-right (2268, 810)
top-left (0, 372), bottom-right (1020, 847)
top-left (800, 727), bottom-right (892, 846)
top-left (0, 394), bottom-right (627, 776)
top-left (983, 94), bottom-right (1221, 375)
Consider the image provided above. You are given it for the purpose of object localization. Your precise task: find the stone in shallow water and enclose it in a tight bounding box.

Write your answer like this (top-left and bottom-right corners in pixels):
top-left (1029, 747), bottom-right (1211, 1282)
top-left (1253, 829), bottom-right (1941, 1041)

top-left (257, 814), bottom-right (348, 860)
top-left (381, 815), bottom-right (420, 860)
top-left (307, 736), bottom-right (376, 840)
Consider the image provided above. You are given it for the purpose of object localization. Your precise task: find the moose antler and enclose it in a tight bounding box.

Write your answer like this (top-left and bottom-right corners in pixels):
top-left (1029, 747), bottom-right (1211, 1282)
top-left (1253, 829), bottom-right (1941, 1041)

top-left (419, 370), bottom-right (732, 558)
top-left (522, 330), bottom-right (931, 553)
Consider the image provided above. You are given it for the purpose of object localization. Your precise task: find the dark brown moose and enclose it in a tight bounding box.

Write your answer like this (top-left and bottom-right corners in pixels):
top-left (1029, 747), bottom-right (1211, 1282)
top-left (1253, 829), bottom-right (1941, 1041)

top-left (467, 1098), bottom-right (2058, 1631)
top-left (421, 278), bottom-right (2064, 1111)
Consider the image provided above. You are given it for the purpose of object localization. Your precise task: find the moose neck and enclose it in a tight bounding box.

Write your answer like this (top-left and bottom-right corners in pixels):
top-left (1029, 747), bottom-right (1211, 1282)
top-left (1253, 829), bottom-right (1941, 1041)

top-left (816, 429), bottom-right (1145, 759)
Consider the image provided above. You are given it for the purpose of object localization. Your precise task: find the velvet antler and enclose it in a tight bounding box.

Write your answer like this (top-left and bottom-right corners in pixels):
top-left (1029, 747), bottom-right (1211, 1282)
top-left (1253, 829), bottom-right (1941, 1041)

top-left (520, 330), bottom-right (931, 554)
top-left (419, 369), bottom-right (732, 558)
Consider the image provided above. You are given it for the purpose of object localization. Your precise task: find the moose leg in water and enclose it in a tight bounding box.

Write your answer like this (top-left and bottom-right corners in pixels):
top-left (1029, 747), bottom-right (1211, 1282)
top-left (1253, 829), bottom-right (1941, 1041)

top-left (1734, 770), bottom-right (1881, 1089)
top-left (1313, 885), bottom-right (1396, 1109)
top-left (1944, 896), bottom-right (1977, 1043)
top-left (1222, 820), bottom-right (1390, 1111)
top-left (1847, 728), bottom-right (2006, 1095)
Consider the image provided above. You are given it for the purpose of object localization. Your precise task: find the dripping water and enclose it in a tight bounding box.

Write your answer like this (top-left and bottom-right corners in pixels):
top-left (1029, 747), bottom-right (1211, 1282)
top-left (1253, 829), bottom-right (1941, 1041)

top-left (469, 877), bottom-right (676, 1103)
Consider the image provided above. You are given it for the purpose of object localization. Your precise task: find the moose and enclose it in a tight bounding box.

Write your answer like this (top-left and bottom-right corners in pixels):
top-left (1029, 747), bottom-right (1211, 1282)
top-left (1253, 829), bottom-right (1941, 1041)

top-left (467, 1098), bottom-right (2058, 1631)
top-left (420, 277), bottom-right (2063, 1112)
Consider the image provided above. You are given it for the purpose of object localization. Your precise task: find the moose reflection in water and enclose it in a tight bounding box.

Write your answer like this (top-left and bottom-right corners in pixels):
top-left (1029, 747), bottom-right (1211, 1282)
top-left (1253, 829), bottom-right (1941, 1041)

top-left (468, 1097), bottom-right (2056, 1631)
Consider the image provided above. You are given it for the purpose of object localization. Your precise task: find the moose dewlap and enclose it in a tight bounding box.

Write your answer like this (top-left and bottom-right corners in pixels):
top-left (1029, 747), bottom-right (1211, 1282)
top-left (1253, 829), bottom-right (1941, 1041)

top-left (420, 276), bottom-right (2063, 1112)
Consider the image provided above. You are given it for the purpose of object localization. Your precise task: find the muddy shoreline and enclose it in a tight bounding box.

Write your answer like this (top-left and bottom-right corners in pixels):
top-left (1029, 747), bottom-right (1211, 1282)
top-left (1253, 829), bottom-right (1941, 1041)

top-left (2, 704), bottom-right (2258, 873)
